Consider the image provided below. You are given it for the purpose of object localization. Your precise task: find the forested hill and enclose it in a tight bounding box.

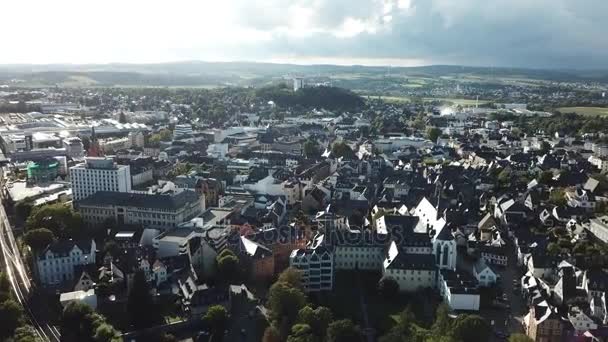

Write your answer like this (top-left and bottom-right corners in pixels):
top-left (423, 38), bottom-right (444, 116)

top-left (255, 84), bottom-right (365, 112)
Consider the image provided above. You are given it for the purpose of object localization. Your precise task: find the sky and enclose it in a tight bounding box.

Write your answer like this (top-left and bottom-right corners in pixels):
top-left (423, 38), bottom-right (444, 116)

top-left (2, 0), bottom-right (607, 68)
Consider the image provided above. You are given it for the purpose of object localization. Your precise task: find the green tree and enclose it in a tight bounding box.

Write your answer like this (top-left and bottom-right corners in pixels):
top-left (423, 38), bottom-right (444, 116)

top-left (303, 139), bottom-right (320, 158)
top-left (15, 200), bottom-right (34, 222)
top-left (331, 142), bottom-right (355, 159)
top-left (549, 188), bottom-right (567, 207)
top-left (23, 228), bottom-right (55, 251)
top-left (497, 169), bottom-right (511, 185)
top-left (378, 276), bottom-right (399, 299)
top-left (203, 305), bottom-right (229, 342)
top-left (379, 305), bottom-right (417, 342)
top-left (13, 326), bottom-right (39, 342)
top-left (509, 333), bottom-right (534, 342)
top-left (93, 323), bottom-right (121, 342)
top-left (287, 324), bottom-right (317, 342)
top-left (297, 306), bottom-right (333, 338)
top-left (538, 171), bottom-right (553, 185)
top-left (277, 267), bottom-right (303, 290)
top-left (25, 203), bottom-right (83, 238)
top-left (0, 299), bottom-right (23, 338)
top-left (60, 302), bottom-right (119, 342)
top-left (61, 301), bottom-right (95, 341)
top-left (267, 282), bottom-right (307, 327)
top-left (216, 249), bottom-right (240, 283)
top-left (432, 303), bottom-right (452, 336)
top-left (426, 127), bottom-right (442, 142)
top-left (118, 111), bottom-right (127, 124)
top-left (547, 242), bottom-right (562, 256)
top-left (263, 325), bottom-right (281, 342)
top-left (0, 272), bottom-right (12, 302)
top-left (127, 270), bottom-right (160, 329)
top-left (451, 315), bottom-right (490, 342)
top-left (326, 319), bottom-right (362, 342)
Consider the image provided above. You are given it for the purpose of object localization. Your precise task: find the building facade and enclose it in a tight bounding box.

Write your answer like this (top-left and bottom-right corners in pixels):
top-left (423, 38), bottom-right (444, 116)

top-left (290, 242), bottom-right (333, 292)
top-left (78, 190), bottom-right (204, 230)
top-left (36, 240), bottom-right (96, 287)
top-left (70, 157), bottom-right (132, 202)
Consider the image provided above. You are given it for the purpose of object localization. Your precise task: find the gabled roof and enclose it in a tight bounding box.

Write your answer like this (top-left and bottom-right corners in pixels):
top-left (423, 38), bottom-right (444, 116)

top-left (240, 236), bottom-right (272, 259)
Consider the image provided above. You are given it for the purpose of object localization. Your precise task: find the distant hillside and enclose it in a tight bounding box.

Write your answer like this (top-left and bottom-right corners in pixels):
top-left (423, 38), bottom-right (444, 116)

top-left (1, 61), bottom-right (607, 87)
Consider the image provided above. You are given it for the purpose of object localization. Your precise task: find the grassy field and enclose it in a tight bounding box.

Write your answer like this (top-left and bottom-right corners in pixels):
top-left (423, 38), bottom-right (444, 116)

top-left (556, 107), bottom-right (608, 116)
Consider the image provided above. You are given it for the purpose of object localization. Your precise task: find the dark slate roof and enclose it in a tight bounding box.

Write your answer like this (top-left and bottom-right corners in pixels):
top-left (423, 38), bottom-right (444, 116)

top-left (329, 230), bottom-right (387, 248)
top-left (39, 239), bottom-right (94, 260)
top-left (435, 225), bottom-right (454, 241)
top-left (78, 190), bottom-right (200, 210)
top-left (382, 215), bottom-right (419, 234)
top-left (386, 252), bottom-right (436, 270)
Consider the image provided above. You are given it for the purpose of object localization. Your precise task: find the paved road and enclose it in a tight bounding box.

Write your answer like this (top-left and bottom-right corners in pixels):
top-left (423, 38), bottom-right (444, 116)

top-left (0, 173), bottom-right (60, 342)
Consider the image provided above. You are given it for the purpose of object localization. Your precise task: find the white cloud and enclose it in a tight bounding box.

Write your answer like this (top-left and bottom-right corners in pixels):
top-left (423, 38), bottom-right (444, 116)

top-left (0, 0), bottom-right (607, 68)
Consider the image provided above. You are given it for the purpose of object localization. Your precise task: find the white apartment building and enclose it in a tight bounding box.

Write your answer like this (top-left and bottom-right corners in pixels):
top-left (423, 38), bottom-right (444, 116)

top-left (383, 241), bottom-right (437, 292)
top-left (290, 239), bottom-right (333, 292)
top-left (70, 157), bottom-right (132, 201)
top-left (36, 240), bottom-right (96, 287)
top-left (78, 190), bottom-right (204, 230)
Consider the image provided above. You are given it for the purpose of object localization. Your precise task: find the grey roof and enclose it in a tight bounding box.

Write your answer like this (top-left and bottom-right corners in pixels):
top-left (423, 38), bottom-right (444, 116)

top-left (39, 239), bottom-right (93, 260)
top-left (79, 190), bottom-right (200, 210)
top-left (386, 252), bottom-right (436, 270)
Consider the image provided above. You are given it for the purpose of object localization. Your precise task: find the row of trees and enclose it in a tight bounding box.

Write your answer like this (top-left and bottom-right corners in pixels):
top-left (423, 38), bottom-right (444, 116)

top-left (380, 303), bottom-right (532, 342)
top-left (0, 272), bottom-right (38, 341)
top-left (264, 268), bottom-right (363, 342)
top-left (60, 301), bottom-right (121, 342)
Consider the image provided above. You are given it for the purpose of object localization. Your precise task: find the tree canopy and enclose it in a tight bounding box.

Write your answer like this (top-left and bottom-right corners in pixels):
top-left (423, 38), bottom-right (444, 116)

top-left (25, 204), bottom-right (83, 238)
top-left (326, 319), bottom-right (362, 342)
top-left (216, 249), bottom-right (240, 283)
top-left (60, 301), bottom-right (120, 342)
top-left (331, 142), bottom-right (355, 159)
top-left (297, 306), bottom-right (333, 339)
top-left (203, 305), bottom-right (229, 342)
top-left (0, 299), bottom-right (23, 339)
top-left (23, 228), bottom-right (55, 252)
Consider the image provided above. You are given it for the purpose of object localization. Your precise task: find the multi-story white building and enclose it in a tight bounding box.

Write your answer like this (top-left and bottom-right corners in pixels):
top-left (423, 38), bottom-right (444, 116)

top-left (290, 236), bottom-right (333, 292)
top-left (383, 241), bottom-right (437, 292)
top-left (438, 269), bottom-right (480, 311)
top-left (332, 231), bottom-right (385, 270)
top-left (78, 190), bottom-right (204, 230)
top-left (36, 240), bottom-right (96, 286)
top-left (70, 157), bottom-right (132, 202)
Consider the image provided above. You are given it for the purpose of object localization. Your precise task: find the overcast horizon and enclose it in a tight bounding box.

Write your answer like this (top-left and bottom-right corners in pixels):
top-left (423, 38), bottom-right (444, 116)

top-left (3, 0), bottom-right (608, 69)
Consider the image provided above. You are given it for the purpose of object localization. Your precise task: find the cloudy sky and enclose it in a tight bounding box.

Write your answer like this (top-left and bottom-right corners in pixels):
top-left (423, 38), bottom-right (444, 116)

top-left (2, 0), bottom-right (607, 68)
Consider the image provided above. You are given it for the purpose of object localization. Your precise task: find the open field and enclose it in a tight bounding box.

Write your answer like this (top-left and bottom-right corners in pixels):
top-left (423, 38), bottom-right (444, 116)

top-left (556, 107), bottom-right (608, 116)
